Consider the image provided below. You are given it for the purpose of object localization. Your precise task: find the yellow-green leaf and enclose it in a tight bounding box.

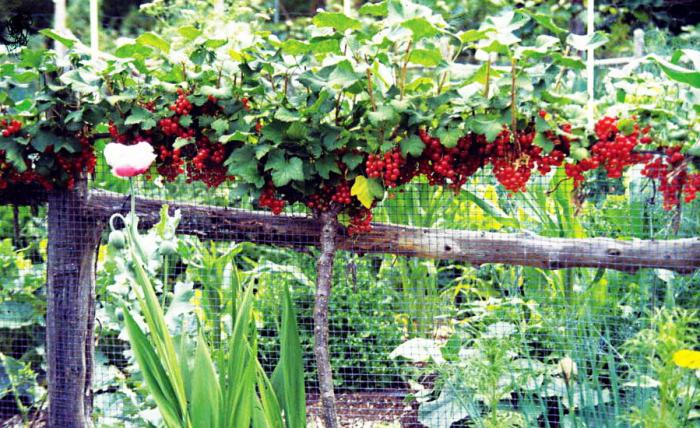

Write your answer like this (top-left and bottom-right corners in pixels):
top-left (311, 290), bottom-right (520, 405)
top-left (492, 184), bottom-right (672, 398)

top-left (351, 176), bottom-right (374, 208)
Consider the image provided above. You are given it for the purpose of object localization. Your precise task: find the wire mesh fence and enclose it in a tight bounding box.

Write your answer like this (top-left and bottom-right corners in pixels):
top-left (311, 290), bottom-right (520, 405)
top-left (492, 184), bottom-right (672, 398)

top-left (0, 161), bottom-right (698, 427)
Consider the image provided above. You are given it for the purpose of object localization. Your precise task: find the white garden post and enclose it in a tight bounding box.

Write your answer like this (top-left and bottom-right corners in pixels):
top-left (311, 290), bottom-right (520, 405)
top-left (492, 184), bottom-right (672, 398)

top-left (586, 0), bottom-right (595, 130)
top-left (54, 0), bottom-right (67, 60)
top-left (90, 0), bottom-right (99, 59)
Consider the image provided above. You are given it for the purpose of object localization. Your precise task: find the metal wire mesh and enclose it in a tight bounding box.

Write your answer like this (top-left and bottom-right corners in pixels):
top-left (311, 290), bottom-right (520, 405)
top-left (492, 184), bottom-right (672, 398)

top-left (2, 157), bottom-right (698, 427)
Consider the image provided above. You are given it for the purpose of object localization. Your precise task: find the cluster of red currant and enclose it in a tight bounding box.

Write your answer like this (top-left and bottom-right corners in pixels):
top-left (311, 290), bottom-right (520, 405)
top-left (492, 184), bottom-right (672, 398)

top-left (565, 116), bottom-right (700, 210)
top-left (330, 181), bottom-right (352, 204)
top-left (149, 89), bottom-right (234, 187)
top-left (156, 146), bottom-right (184, 181)
top-left (347, 207), bottom-right (372, 235)
top-left (259, 183), bottom-right (286, 214)
top-left (366, 150), bottom-right (406, 188)
top-left (1, 119), bottom-right (22, 137)
top-left (185, 137), bottom-right (231, 188)
top-left (169, 89), bottom-right (192, 115)
top-left (108, 121), bottom-right (129, 144)
top-left (642, 146), bottom-right (700, 209)
top-left (590, 118), bottom-right (652, 179)
top-left (53, 132), bottom-right (97, 190)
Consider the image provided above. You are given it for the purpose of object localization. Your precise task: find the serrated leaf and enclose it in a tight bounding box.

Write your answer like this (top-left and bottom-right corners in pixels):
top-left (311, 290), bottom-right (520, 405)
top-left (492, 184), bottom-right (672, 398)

top-left (266, 153), bottom-right (304, 187)
top-left (173, 138), bottom-right (192, 149)
top-left (315, 155), bottom-right (342, 179)
top-left (286, 122), bottom-right (309, 140)
top-left (218, 131), bottom-right (249, 144)
top-left (178, 25), bottom-right (202, 41)
top-left (204, 39), bottom-right (226, 49)
top-left (533, 132), bottom-right (553, 153)
top-left (368, 105), bottom-right (398, 126)
top-left (570, 145), bottom-right (590, 161)
top-left (0, 142), bottom-right (26, 172)
top-left (342, 152), bottom-right (364, 170)
top-left (400, 135), bottom-right (425, 157)
top-left (30, 130), bottom-right (54, 153)
top-left (309, 38), bottom-right (341, 56)
top-left (280, 40), bottom-right (310, 55)
top-left (136, 32), bottom-right (170, 53)
top-left (351, 176), bottom-right (375, 208)
top-left (551, 53), bottom-right (586, 70)
top-left (516, 35), bottom-right (560, 60)
top-left (535, 116), bottom-right (551, 132)
top-left (274, 107), bottom-right (300, 122)
top-left (467, 117), bottom-right (504, 143)
top-left (408, 49), bottom-right (442, 67)
top-left (436, 128), bottom-right (460, 148)
top-left (484, 10), bottom-right (530, 33)
top-left (648, 54), bottom-right (700, 89)
top-left (13, 71), bottom-right (39, 83)
top-left (312, 12), bottom-right (360, 32)
top-left (125, 107), bottom-right (156, 130)
top-left (178, 115), bottom-right (193, 128)
top-left (527, 12), bottom-right (567, 36)
top-left (327, 60), bottom-right (359, 90)
top-left (459, 29), bottom-right (493, 44)
top-left (225, 146), bottom-right (263, 187)
top-left (401, 17), bottom-right (440, 41)
top-left (541, 90), bottom-right (586, 105)
top-left (211, 118), bottom-right (229, 134)
top-left (617, 118), bottom-right (635, 136)
top-left (115, 43), bottom-right (153, 59)
top-left (359, 1), bottom-right (387, 16)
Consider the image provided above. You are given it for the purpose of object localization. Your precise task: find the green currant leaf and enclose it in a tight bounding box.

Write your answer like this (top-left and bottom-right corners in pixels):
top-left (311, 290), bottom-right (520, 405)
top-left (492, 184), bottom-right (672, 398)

top-left (315, 155), bottom-right (342, 179)
top-left (125, 107), bottom-right (156, 130)
top-left (533, 132), bottom-right (553, 153)
top-left (436, 128), bottom-right (460, 148)
top-left (312, 12), bottom-right (361, 32)
top-left (342, 152), bottom-right (364, 170)
top-left (400, 135), bottom-right (425, 157)
top-left (401, 18), bottom-right (440, 41)
top-left (136, 32), bottom-right (170, 54)
top-left (359, 1), bottom-right (387, 16)
top-left (408, 49), bottom-right (443, 67)
top-left (266, 152), bottom-right (305, 187)
top-left (225, 146), bottom-right (263, 187)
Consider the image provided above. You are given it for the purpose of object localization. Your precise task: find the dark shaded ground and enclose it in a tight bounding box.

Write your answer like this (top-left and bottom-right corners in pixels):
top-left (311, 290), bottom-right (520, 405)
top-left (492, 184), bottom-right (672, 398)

top-left (306, 391), bottom-right (423, 427)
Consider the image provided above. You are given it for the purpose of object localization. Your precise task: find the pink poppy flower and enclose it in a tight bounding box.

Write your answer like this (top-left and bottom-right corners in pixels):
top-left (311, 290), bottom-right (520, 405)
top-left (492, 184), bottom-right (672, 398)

top-left (104, 142), bottom-right (157, 178)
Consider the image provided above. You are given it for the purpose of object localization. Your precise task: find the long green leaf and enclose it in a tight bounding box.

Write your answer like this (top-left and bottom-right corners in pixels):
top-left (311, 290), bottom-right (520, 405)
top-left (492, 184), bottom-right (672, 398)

top-left (223, 288), bottom-right (255, 427)
top-left (123, 310), bottom-right (184, 428)
top-left (271, 286), bottom-right (307, 428)
top-left (127, 238), bottom-right (188, 420)
top-left (190, 334), bottom-right (222, 428)
top-left (257, 364), bottom-right (284, 428)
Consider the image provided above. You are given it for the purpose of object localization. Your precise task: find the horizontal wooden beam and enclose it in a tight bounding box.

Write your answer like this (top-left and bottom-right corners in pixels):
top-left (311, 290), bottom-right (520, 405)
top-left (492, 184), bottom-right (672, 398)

top-left (86, 190), bottom-right (700, 274)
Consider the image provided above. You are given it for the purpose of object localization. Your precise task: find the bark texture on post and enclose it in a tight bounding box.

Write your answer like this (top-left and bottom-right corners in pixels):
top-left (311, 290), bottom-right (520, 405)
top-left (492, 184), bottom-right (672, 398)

top-left (46, 183), bottom-right (102, 427)
top-left (313, 209), bottom-right (340, 428)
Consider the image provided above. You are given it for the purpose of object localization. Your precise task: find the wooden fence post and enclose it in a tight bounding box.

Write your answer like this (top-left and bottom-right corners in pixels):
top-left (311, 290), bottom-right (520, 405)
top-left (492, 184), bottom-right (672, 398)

top-left (46, 180), bottom-right (103, 427)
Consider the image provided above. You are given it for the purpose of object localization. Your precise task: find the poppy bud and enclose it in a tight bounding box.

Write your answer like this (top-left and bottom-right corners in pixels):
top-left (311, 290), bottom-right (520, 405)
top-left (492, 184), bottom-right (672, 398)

top-left (108, 230), bottom-right (126, 249)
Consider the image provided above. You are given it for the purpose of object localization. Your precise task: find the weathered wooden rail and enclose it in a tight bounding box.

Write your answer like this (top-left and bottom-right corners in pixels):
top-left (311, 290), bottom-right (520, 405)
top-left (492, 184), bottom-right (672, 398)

top-left (88, 189), bottom-right (700, 274)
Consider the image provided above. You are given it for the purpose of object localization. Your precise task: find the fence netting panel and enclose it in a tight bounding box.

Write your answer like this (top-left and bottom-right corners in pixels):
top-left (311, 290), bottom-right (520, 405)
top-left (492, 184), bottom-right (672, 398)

top-left (1, 159), bottom-right (697, 427)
